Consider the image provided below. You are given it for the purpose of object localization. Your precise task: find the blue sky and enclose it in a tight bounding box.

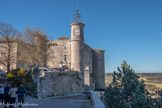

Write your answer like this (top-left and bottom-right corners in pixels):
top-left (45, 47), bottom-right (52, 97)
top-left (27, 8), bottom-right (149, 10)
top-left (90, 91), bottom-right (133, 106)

top-left (1, 0), bottom-right (162, 73)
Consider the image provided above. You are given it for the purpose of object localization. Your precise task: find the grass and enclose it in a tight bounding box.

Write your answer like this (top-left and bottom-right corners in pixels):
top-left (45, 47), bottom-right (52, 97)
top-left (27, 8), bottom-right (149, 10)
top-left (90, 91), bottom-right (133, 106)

top-left (105, 73), bottom-right (162, 92)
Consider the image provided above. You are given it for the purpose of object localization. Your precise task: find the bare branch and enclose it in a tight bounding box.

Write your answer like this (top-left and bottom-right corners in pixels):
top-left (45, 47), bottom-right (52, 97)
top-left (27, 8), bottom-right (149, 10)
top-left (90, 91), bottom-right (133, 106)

top-left (0, 22), bottom-right (19, 72)
top-left (22, 26), bottom-right (48, 67)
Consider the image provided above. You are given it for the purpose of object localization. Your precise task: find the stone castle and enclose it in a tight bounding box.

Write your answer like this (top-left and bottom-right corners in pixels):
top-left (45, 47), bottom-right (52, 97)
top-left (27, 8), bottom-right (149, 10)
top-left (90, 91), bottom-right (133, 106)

top-left (46, 8), bottom-right (105, 91)
top-left (33, 8), bottom-right (106, 97)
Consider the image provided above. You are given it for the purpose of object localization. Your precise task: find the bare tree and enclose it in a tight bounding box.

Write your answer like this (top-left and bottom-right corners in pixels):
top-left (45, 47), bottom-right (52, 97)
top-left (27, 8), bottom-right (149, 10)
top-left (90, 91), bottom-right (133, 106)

top-left (0, 22), bottom-right (19, 72)
top-left (23, 26), bottom-right (48, 67)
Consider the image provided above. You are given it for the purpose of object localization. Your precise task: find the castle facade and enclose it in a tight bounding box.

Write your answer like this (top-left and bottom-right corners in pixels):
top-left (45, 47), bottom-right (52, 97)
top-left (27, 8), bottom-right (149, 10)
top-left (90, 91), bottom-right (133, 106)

top-left (47, 8), bottom-right (105, 90)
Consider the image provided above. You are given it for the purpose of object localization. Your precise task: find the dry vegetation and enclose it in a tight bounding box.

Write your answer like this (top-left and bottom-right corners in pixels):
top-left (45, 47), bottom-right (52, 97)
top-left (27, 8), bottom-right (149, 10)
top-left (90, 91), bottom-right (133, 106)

top-left (105, 73), bottom-right (162, 92)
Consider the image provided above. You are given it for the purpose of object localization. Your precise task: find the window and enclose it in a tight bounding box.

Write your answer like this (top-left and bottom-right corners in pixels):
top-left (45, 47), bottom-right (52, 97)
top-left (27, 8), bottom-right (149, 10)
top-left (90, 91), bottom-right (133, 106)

top-left (64, 55), bottom-right (67, 61)
top-left (64, 46), bottom-right (67, 51)
top-left (64, 46), bottom-right (66, 50)
top-left (48, 43), bottom-right (57, 47)
top-left (44, 69), bottom-right (48, 72)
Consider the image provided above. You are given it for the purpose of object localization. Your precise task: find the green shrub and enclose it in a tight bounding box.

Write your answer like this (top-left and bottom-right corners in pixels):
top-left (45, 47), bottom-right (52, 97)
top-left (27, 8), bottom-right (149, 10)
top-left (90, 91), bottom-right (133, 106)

top-left (24, 82), bottom-right (36, 95)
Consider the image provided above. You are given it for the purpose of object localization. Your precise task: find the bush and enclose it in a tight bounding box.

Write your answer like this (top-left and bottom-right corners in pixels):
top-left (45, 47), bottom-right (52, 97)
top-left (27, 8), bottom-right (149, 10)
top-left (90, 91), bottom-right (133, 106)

top-left (8, 68), bottom-right (36, 95)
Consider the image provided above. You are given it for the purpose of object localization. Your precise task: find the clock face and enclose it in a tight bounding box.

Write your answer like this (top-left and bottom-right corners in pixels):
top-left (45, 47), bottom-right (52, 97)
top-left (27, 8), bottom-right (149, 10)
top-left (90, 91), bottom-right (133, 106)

top-left (74, 29), bottom-right (80, 36)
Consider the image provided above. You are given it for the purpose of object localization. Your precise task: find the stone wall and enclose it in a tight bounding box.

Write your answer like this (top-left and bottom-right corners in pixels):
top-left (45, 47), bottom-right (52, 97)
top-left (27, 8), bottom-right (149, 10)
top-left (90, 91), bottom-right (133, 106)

top-left (90, 90), bottom-right (106, 108)
top-left (35, 71), bottom-right (84, 98)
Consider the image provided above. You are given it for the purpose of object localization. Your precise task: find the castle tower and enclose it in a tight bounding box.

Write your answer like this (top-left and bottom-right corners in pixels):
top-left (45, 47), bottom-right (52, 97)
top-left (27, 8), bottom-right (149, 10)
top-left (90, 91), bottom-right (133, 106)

top-left (93, 49), bottom-right (105, 89)
top-left (70, 7), bottom-right (85, 72)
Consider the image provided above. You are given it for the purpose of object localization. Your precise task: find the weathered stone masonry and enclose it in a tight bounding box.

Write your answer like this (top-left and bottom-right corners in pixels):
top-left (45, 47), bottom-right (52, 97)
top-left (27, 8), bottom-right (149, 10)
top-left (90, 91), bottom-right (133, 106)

top-left (35, 71), bottom-right (84, 98)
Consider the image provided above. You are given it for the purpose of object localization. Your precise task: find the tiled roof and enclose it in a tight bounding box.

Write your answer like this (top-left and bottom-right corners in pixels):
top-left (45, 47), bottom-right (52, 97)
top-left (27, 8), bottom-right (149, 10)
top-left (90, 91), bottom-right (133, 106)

top-left (58, 36), bottom-right (69, 40)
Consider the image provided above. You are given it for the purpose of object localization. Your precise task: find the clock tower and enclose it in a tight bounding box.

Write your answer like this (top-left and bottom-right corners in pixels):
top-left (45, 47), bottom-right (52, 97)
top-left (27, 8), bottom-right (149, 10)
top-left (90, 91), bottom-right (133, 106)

top-left (70, 7), bottom-right (85, 72)
top-left (71, 8), bottom-right (85, 42)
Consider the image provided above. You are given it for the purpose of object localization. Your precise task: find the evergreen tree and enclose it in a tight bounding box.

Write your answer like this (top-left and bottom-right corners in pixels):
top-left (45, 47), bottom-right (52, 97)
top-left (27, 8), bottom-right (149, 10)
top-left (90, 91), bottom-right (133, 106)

top-left (155, 90), bottom-right (162, 108)
top-left (105, 61), bottom-right (154, 108)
